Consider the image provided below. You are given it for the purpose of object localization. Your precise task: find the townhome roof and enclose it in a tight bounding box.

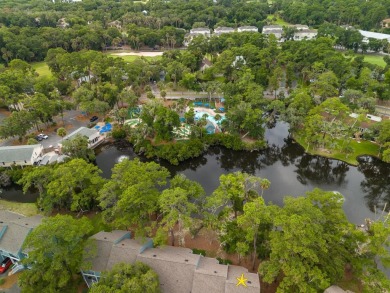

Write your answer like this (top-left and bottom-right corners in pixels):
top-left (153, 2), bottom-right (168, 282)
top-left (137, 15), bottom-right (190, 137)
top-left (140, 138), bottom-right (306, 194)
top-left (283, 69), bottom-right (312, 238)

top-left (0, 145), bottom-right (41, 164)
top-left (62, 127), bottom-right (98, 141)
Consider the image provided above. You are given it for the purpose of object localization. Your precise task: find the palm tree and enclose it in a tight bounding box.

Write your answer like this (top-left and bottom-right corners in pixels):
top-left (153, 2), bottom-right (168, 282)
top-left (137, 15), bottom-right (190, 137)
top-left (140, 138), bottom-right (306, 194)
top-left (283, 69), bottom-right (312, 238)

top-left (57, 127), bottom-right (67, 142)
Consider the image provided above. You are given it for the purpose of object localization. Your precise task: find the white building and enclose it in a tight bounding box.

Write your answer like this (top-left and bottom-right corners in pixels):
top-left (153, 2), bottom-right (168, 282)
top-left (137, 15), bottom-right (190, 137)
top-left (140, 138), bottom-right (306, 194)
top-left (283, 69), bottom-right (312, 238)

top-left (262, 24), bottom-right (317, 41)
top-left (184, 28), bottom-right (212, 46)
top-left (358, 30), bottom-right (390, 44)
top-left (237, 26), bottom-right (258, 33)
top-left (189, 28), bottom-right (211, 37)
top-left (262, 25), bottom-right (283, 40)
top-left (294, 29), bottom-right (317, 40)
top-left (0, 144), bottom-right (43, 167)
top-left (214, 27), bottom-right (235, 36)
top-left (59, 127), bottom-right (100, 149)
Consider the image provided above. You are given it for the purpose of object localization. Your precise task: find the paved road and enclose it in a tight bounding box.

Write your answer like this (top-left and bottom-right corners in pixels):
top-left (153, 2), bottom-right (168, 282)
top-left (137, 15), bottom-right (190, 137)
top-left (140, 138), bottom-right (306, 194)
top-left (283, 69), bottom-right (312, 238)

top-left (0, 110), bottom-right (90, 148)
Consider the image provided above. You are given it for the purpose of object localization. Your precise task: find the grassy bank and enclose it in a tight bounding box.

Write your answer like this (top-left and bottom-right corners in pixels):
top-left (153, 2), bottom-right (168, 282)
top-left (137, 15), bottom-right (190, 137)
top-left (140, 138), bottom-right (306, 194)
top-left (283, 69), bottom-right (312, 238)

top-left (293, 133), bottom-right (380, 165)
top-left (266, 14), bottom-right (290, 25)
top-left (0, 199), bottom-right (38, 216)
top-left (32, 61), bottom-right (51, 78)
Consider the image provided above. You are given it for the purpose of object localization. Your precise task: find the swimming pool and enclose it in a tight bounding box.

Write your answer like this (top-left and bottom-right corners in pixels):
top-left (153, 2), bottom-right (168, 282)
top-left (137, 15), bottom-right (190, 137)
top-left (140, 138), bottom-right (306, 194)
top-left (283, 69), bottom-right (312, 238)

top-left (194, 111), bottom-right (225, 125)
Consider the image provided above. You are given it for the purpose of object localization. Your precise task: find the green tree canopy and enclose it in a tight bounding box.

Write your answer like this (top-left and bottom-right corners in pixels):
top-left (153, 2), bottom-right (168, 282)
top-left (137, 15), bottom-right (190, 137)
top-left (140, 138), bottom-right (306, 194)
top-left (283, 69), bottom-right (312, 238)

top-left (19, 215), bottom-right (94, 293)
top-left (89, 262), bottom-right (160, 293)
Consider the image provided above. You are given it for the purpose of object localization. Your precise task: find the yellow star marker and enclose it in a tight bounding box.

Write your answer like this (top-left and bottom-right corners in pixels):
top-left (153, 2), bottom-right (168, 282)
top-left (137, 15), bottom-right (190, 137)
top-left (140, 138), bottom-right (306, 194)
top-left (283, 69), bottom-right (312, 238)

top-left (236, 273), bottom-right (248, 287)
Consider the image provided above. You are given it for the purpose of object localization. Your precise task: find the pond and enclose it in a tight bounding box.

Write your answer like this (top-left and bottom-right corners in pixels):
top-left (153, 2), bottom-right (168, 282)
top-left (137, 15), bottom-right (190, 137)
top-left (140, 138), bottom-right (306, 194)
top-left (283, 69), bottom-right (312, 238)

top-left (2, 122), bottom-right (389, 225)
top-left (95, 122), bottom-right (390, 225)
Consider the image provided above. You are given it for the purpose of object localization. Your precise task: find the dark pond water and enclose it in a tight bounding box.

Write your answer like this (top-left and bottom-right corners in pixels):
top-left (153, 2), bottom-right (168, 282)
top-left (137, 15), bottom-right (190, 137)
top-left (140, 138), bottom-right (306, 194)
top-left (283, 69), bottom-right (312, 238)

top-left (95, 122), bottom-right (390, 225)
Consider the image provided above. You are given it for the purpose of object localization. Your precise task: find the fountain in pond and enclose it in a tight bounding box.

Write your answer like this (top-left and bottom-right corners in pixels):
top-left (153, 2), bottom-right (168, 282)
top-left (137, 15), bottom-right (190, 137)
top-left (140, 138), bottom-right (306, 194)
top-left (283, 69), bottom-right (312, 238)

top-left (117, 155), bottom-right (130, 163)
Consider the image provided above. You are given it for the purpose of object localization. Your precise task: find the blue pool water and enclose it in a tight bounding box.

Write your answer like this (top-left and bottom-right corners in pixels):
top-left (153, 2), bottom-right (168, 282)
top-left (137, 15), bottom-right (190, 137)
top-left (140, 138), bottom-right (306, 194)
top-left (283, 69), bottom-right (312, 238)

top-left (194, 111), bottom-right (225, 125)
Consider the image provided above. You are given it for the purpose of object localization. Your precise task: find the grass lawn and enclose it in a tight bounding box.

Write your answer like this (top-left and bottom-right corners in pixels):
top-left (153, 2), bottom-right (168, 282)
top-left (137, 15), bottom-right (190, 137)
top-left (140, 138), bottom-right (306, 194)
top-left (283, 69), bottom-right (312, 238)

top-left (266, 14), bottom-right (291, 26)
top-left (110, 54), bottom-right (161, 62)
top-left (31, 61), bottom-right (52, 78)
top-left (345, 53), bottom-right (386, 68)
top-left (0, 200), bottom-right (38, 216)
top-left (361, 54), bottom-right (386, 68)
top-left (293, 132), bottom-right (380, 166)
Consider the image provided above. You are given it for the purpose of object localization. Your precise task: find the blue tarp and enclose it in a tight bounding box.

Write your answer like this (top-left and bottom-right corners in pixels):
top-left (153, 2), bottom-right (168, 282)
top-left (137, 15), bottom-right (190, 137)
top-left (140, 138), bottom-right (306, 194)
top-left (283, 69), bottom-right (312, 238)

top-left (219, 107), bottom-right (225, 112)
top-left (99, 123), bottom-right (112, 134)
top-left (194, 102), bottom-right (203, 106)
top-left (204, 103), bottom-right (209, 108)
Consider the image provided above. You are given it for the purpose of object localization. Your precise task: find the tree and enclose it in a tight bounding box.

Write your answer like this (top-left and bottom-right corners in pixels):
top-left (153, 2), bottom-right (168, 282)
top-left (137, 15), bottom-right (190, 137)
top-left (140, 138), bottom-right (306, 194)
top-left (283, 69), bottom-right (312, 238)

top-left (98, 158), bottom-right (169, 236)
top-left (61, 134), bottom-right (95, 161)
top-left (310, 71), bottom-right (339, 102)
top-left (259, 189), bottom-right (358, 292)
top-left (19, 215), bottom-right (94, 293)
top-left (206, 172), bottom-right (270, 221)
top-left (43, 159), bottom-right (104, 213)
top-left (18, 165), bottom-right (53, 195)
top-left (237, 197), bottom-right (272, 270)
top-left (57, 127), bottom-right (67, 141)
top-left (89, 262), bottom-right (160, 293)
top-left (0, 110), bottom-right (33, 140)
top-left (157, 174), bottom-right (204, 246)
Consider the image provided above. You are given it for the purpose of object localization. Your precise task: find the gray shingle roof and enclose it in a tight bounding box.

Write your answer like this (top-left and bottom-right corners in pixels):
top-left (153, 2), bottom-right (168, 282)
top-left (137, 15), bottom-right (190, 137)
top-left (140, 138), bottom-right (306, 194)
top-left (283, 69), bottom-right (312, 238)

top-left (88, 231), bottom-right (130, 271)
top-left (107, 238), bottom-right (152, 270)
top-left (136, 246), bottom-right (201, 293)
top-left (0, 145), bottom-right (41, 164)
top-left (225, 265), bottom-right (260, 293)
top-left (192, 257), bottom-right (228, 293)
top-left (62, 127), bottom-right (98, 141)
top-left (0, 211), bottom-right (25, 223)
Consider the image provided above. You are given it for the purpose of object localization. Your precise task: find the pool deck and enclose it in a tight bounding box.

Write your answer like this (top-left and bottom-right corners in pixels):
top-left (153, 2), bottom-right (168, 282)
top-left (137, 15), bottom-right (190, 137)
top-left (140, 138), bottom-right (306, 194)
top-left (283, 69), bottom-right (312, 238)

top-left (191, 107), bottom-right (226, 117)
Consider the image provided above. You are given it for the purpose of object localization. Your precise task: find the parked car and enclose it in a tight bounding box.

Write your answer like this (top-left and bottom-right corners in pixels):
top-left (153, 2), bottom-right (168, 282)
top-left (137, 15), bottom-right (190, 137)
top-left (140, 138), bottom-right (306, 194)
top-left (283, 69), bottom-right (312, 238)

top-left (38, 133), bottom-right (49, 139)
top-left (90, 116), bottom-right (98, 122)
top-left (35, 136), bottom-right (43, 141)
top-left (0, 258), bottom-right (12, 274)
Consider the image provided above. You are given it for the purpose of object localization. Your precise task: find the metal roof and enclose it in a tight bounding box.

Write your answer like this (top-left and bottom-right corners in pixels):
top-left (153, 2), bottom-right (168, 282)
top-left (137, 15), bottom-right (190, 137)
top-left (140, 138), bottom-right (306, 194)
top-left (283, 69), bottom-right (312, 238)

top-left (0, 145), bottom-right (41, 164)
top-left (359, 30), bottom-right (390, 40)
top-left (62, 127), bottom-right (98, 141)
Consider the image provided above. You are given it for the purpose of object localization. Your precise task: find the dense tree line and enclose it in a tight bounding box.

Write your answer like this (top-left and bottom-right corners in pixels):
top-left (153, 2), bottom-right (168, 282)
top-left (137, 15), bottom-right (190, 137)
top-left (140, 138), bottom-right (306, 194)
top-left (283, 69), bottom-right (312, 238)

top-left (16, 159), bottom-right (390, 292)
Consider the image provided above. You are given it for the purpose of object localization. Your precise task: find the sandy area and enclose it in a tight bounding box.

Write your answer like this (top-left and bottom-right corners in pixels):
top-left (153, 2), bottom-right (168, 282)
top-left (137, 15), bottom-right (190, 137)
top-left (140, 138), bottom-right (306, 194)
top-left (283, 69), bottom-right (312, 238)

top-left (110, 51), bottom-right (164, 57)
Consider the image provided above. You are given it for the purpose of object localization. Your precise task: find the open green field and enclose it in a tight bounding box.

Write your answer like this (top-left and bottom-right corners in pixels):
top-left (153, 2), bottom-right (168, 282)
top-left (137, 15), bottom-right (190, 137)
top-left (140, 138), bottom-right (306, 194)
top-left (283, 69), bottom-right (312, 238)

top-left (345, 53), bottom-right (386, 68)
top-left (266, 14), bottom-right (291, 26)
top-left (293, 133), bottom-right (381, 166)
top-left (112, 54), bottom-right (161, 62)
top-left (31, 53), bottom-right (161, 78)
top-left (361, 54), bottom-right (386, 67)
top-left (31, 61), bottom-right (52, 78)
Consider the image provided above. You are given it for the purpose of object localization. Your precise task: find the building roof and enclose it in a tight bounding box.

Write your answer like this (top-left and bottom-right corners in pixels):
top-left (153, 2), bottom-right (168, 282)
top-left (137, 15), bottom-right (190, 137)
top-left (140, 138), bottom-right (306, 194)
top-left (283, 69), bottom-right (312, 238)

top-left (190, 28), bottom-right (211, 33)
top-left (324, 285), bottom-right (349, 293)
top-left (295, 29), bottom-right (317, 34)
top-left (107, 238), bottom-right (152, 269)
top-left (238, 26), bottom-right (258, 30)
top-left (0, 145), bottom-right (41, 164)
top-left (0, 211), bottom-right (25, 224)
top-left (0, 215), bottom-right (43, 255)
top-left (192, 257), bottom-right (228, 293)
top-left (214, 27), bottom-right (234, 32)
top-left (263, 29), bottom-right (283, 34)
top-left (359, 30), bottom-right (390, 40)
top-left (88, 231), bottom-right (130, 272)
top-left (62, 127), bottom-right (98, 141)
top-left (137, 246), bottom-right (201, 293)
top-left (225, 265), bottom-right (260, 293)
top-left (263, 25), bottom-right (283, 29)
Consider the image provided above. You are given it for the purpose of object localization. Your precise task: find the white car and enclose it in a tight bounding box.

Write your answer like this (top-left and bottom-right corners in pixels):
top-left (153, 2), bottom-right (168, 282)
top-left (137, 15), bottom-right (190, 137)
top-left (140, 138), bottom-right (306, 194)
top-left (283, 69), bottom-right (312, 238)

top-left (38, 133), bottom-right (49, 139)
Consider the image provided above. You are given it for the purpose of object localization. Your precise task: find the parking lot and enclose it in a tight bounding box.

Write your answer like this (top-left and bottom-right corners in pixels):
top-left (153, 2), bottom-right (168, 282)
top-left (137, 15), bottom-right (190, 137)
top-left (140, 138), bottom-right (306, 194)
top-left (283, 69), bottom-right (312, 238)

top-left (0, 110), bottom-right (91, 148)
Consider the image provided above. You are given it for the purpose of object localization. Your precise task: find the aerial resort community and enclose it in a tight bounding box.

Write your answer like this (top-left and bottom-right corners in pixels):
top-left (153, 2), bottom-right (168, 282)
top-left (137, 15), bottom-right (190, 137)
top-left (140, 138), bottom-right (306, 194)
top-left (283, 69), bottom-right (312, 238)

top-left (0, 0), bottom-right (389, 293)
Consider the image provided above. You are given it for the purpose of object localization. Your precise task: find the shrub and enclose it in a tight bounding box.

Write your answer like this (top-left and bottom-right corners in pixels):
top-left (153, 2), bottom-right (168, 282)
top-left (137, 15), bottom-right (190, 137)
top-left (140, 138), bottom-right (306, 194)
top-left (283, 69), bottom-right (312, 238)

top-left (0, 278), bottom-right (6, 285)
top-left (192, 249), bottom-right (206, 256)
top-left (111, 127), bottom-right (126, 140)
top-left (216, 258), bottom-right (232, 265)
